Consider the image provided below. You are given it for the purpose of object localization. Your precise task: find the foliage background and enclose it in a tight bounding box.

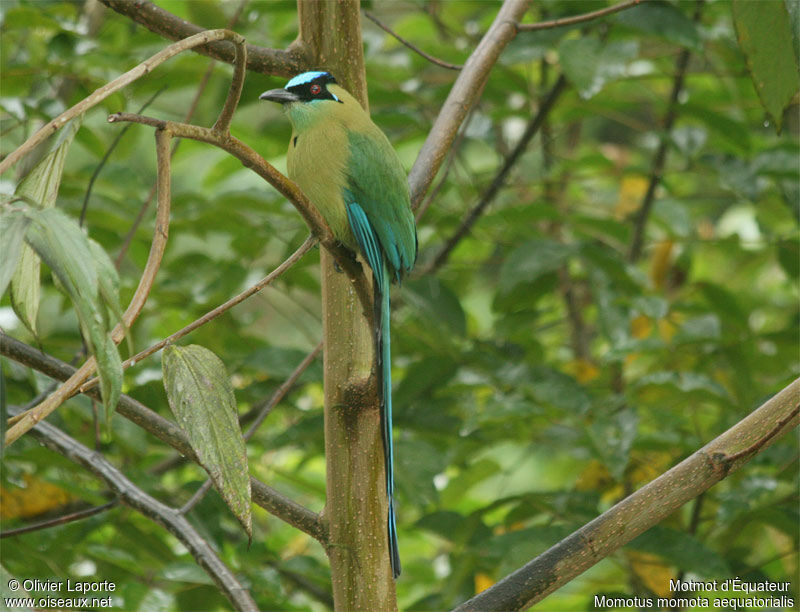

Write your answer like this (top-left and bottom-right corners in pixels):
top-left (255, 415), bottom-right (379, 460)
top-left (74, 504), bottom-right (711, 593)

top-left (1, 0), bottom-right (798, 610)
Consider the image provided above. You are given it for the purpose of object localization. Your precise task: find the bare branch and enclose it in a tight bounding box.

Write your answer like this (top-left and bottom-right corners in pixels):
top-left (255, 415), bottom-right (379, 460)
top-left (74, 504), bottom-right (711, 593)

top-left (80, 236), bottom-right (318, 394)
top-left (0, 29), bottom-right (244, 175)
top-left (517, 0), bottom-right (644, 32)
top-left (98, 0), bottom-right (307, 76)
top-left (7, 406), bottom-right (259, 612)
top-left (452, 378), bottom-right (800, 612)
top-left (424, 75), bottom-right (568, 274)
top-left (0, 332), bottom-right (326, 542)
top-left (408, 0), bottom-right (533, 208)
top-left (364, 11), bottom-right (462, 70)
top-left (5, 129), bottom-right (173, 446)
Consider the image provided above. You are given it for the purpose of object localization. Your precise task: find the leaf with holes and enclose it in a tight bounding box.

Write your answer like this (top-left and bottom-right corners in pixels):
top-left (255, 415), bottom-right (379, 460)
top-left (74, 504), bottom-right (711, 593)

top-left (162, 344), bottom-right (252, 538)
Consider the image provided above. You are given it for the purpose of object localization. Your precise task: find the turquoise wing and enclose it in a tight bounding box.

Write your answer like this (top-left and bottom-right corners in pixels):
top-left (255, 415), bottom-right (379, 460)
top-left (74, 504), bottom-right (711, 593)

top-left (343, 129), bottom-right (417, 280)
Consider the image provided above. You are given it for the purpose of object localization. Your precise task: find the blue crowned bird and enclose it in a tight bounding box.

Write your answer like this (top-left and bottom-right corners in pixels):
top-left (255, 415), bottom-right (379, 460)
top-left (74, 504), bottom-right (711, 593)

top-left (260, 71), bottom-right (416, 578)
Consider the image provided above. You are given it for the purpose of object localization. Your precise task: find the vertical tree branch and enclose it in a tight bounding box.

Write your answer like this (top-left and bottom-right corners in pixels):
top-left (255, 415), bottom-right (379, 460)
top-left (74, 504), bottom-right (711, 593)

top-left (296, 1), bottom-right (396, 609)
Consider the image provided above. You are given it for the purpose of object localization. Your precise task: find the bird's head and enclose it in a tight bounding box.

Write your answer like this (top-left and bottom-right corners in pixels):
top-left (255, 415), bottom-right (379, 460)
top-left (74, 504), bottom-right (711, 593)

top-left (260, 71), bottom-right (347, 130)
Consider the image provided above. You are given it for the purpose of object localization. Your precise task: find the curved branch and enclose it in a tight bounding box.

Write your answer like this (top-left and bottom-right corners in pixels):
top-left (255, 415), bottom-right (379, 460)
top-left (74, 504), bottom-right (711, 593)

top-left (0, 332), bottom-right (327, 543)
top-left (7, 405), bottom-right (259, 612)
top-left (408, 0), bottom-right (533, 208)
top-left (517, 0), bottom-right (644, 32)
top-left (98, 0), bottom-right (308, 77)
top-left (452, 378), bottom-right (800, 612)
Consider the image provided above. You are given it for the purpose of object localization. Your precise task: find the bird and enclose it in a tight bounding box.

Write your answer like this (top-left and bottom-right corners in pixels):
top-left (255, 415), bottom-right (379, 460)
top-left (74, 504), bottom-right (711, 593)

top-left (260, 71), bottom-right (417, 579)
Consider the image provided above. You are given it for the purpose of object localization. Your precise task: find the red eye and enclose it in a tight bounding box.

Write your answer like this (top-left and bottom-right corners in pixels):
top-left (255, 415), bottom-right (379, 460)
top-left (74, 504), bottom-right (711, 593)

top-left (310, 84), bottom-right (321, 95)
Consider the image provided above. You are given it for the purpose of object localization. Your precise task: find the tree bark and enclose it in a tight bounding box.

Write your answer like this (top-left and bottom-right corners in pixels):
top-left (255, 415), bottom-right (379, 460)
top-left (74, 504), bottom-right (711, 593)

top-left (296, 1), bottom-right (398, 609)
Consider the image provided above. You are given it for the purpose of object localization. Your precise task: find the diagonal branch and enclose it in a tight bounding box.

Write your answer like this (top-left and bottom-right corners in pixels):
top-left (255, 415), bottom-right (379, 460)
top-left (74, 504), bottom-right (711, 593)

top-left (424, 75), bottom-right (568, 274)
top-left (452, 377), bottom-right (800, 612)
top-left (0, 332), bottom-right (327, 543)
top-left (628, 0), bottom-right (703, 262)
top-left (408, 0), bottom-right (533, 208)
top-left (6, 405), bottom-right (259, 612)
top-left (98, 0), bottom-right (308, 77)
top-left (517, 0), bottom-right (644, 32)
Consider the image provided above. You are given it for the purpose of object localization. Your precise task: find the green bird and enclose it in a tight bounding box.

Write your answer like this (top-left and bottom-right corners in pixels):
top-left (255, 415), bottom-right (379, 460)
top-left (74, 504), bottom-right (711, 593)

top-left (260, 71), bottom-right (417, 579)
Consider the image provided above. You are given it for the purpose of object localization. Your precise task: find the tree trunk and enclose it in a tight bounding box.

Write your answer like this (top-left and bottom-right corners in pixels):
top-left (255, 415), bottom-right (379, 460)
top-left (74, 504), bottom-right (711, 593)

top-left (296, 1), bottom-right (398, 609)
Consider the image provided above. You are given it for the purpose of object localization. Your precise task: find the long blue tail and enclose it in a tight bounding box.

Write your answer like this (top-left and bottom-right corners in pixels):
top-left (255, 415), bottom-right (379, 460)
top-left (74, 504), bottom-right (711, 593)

top-left (346, 202), bottom-right (401, 578)
top-left (379, 265), bottom-right (401, 579)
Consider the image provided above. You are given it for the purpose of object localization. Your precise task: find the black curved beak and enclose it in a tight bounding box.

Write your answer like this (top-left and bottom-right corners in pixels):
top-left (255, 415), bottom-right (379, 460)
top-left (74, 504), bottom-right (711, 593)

top-left (259, 89), bottom-right (300, 104)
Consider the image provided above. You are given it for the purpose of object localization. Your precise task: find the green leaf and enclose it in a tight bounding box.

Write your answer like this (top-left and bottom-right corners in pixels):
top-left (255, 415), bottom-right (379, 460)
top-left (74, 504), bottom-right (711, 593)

top-left (0, 210), bottom-right (29, 297)
top-left (162, 344), bottom-right (252, 538)
top-left (499, 239), bottom-right (573, 294)
top-left (10, 243), bottom-right (41, 335)
top-left (24, 207), bottom-right (122, 419)
top-left (9, 115), bottom-right (82, 335)
top-left (733, 0), bottom-right (800, 131)
top-left (16, 116), bottom-right (81, 209)
top-left (88, 238), bottom-right (131, 356)
top-left (558, 37), bottom-right (639, 99)
top-left (615, 1), bottom-right (701, 51)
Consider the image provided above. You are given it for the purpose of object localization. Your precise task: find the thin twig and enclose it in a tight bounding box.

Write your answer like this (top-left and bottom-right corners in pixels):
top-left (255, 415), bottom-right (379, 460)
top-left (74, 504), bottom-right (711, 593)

top-left (0, 499), bottom-right (119, 538)
top-left (425, 75), bottom-right (568, 274)
top-left (7, 405), bottom-right (259, 612)
top-left (517, 0), bottom-right (644, 32)
top-left (628, 0), bottom-right (703, 262)
top-left (81, 236), bottom-right (317, 394)
top-left (0, 29), bottom-right (244, 175)
top-left (4, 129), bottom-right (174, 445)
top-left (364, 11), bottom-right (462, 70)
top-left (79, 86), bottom-right (166, 227)
top-left (408, 0), bottom-right (533, 208)
top-left (0, 332), bottom-right (327, 542)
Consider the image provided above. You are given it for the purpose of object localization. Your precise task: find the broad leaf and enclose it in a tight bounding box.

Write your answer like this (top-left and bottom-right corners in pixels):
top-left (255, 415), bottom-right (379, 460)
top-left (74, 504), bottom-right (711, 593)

top-left (162, 344), bottom-right (252, 538)
top-left (733, 0), bottom-right (800, 131)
